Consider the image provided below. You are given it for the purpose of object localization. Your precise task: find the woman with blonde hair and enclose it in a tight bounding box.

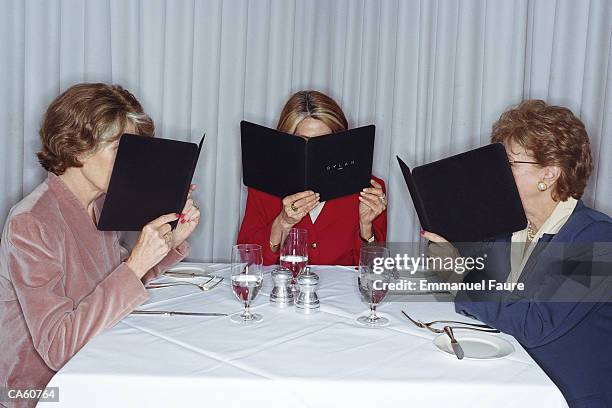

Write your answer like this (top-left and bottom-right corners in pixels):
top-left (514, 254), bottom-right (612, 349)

top-left (238, 90), bottom-right (387, 265)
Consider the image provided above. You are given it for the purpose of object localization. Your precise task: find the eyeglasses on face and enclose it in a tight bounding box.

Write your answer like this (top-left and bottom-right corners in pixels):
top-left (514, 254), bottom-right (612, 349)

top-left (508, 159), bottom-right (539, 167)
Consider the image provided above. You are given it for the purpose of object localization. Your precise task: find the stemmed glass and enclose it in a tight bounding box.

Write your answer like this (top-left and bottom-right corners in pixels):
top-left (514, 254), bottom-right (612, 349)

top-left (357, 245), bottom-right (391, 327)
top-left (230, 244), bottom-right (264, 324)
top-left (279, 228), bottom-right (308, 290)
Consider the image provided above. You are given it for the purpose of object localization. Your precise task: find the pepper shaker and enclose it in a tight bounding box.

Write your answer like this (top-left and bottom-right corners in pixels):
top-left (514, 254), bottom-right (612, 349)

top-left (295, 267), bottom-right (320, 314)
top-left (270, 267), bottom-right (294, 307)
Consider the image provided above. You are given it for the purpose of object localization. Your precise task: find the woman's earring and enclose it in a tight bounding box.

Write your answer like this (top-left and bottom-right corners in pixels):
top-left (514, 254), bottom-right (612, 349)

top-left (537, 181), bottom-right (548, 191)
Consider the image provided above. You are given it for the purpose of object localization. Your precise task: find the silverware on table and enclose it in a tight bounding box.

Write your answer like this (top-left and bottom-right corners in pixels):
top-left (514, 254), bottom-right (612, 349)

top-left (146, 276), bottom-right (224, 291)
top-left (164, 271), bottom-right (211, 278)
top-left (444, 326), bottom-right (465, 360)
top-left (131, 310), bottom-right (227, 317)
top-left (400, 310), bottom-right (500, 333)
top-left (203, 276), bottom-right (224, 291)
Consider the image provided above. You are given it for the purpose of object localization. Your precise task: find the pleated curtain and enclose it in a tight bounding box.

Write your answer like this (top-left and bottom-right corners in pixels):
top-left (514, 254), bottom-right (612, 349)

top-left (1, 0), bottom-right (611, 261)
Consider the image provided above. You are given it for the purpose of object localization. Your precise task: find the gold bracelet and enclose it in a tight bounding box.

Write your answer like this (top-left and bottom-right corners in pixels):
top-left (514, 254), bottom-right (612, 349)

top-left (360, 233), bottom-right (375, 243)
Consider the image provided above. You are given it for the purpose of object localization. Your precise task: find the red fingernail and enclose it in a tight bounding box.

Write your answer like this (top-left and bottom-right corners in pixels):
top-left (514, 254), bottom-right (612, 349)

top-left (175, 213), bottom-right (181, 217)
top-left (181, 219), bottom-right (186, 224)
top-left (420, 230), bottom-right (424, 235)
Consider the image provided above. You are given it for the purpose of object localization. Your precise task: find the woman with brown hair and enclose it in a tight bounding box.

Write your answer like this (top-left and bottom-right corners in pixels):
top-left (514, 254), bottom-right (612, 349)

top-left (237, 90), bottom-right (387, 265)
top-left (0, 83), bottom-right (201, 407)
top-left (423, 100), bottom-right (612, 407)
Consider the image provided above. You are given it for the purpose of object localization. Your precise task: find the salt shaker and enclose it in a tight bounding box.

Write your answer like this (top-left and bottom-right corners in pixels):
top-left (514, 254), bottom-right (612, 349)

top-left (295, 267), bottom-right (320, 314)
top-left (270, 267), bottom-right (294, 307)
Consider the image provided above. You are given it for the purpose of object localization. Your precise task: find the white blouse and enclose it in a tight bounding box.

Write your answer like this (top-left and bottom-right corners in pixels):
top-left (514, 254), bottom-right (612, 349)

top-left (309, 201), bottom-right (326, 223)
top-left (508, 197), bottom-right (578, 283)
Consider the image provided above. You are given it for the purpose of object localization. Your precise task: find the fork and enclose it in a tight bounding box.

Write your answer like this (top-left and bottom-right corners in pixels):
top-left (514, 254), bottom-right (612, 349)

top-left (401, 310), bottom-right (500, 333)
top-left (146, 276), bottom-right (223, 292)
top-left (201, 276), bottom-right (224, 291)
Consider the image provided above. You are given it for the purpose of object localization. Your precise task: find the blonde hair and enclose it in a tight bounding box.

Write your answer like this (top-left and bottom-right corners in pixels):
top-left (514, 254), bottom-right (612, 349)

top-left (276, 90), bottom-right (348, 134)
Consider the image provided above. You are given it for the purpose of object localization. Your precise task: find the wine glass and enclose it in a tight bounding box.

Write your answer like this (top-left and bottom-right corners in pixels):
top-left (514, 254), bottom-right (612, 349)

top-left (357, 245), bottom-right (391, 327)
top-left (280, 228), bottom-right (308, 289)
top-left (230, 244), bottom-right (264, 324)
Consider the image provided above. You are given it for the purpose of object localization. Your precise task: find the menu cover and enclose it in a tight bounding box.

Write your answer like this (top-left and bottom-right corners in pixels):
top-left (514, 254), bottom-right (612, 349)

top-left (97, 133), bottom-right (205, 231)
top-left (397, 143), bottom-right (527, 242)
top-left (241, 120), bottom-right (375, 201)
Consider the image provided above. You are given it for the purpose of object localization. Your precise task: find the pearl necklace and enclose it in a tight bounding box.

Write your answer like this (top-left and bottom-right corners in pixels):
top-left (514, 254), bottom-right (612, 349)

top-left (527, 221), bottom-right (537, 242)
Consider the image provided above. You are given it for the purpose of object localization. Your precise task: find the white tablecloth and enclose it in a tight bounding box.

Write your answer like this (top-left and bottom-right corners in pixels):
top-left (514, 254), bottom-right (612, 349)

top-left (44, 264), bottom-right (567, 407)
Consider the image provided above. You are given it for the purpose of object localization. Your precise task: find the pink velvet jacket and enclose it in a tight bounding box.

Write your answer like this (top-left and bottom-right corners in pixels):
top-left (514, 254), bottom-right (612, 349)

top-left (0, 172), bottom-right (189, 407)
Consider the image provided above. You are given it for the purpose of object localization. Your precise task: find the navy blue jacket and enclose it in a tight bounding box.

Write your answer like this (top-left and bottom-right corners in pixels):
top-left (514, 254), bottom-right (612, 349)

top-left (455, 201), bottom-right (612, 407)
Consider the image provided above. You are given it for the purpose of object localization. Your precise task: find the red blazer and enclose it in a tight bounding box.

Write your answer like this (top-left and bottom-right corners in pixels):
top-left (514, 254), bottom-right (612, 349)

top-left (237, 176), bottom-right (387, 266)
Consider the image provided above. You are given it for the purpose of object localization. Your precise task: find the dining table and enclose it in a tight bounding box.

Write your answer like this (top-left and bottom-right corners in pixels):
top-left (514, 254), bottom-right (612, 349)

top-left (42, 263), bottom-right (568, 407)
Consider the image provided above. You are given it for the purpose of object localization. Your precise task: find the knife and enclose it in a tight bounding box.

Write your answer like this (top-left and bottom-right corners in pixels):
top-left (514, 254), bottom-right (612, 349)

top-left (163, 271), bottom-right (211, 278)
top-left (444, 326), bottom-right (464, 360)
top-left (131, 310), bottom-right (227, 316)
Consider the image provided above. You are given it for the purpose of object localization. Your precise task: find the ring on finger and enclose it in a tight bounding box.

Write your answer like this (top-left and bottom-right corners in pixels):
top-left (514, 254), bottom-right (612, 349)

top-left (290, 201), bottom-right (299, 212)
top-left (164, 232), bottom-right (173, 244)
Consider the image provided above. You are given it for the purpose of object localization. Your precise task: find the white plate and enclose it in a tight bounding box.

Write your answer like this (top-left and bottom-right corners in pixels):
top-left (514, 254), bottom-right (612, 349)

top-left (433, 332), bottom-right (515, 360)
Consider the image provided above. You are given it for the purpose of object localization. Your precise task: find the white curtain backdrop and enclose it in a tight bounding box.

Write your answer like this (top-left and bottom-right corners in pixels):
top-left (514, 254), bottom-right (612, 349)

top-left (1, 0), bottom-right (611, 262)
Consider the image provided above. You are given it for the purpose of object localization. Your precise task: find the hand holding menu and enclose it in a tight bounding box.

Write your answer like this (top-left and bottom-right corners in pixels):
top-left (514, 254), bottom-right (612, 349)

top-left (97, 133), bottom-right (205, 231)
top-left (397, 143), bottom-right (527, 242)
top-left (241, 121), bottom-right (375, 201)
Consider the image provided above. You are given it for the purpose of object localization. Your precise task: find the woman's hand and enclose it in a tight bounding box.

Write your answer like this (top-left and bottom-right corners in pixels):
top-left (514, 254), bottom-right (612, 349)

top-left (126, 213), bottom-right (180, 278)
top-left (358, 179), bottom-right (387, 240)
top-left (172, 184), bottom-right (201, 248)
top-left (421, 230), bottom-right (461, 270)
top-left (269, 190), bottom-right (320, 250)
top-left (421, 230), bottom-right (455, 255)
top-left (278, 190), bottom-right (320, 230)
top-left (420, 230), bottom-right (449, 243)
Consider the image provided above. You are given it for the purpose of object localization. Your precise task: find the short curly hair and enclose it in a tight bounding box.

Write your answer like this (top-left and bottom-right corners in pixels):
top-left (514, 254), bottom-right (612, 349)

top-left (491, 99), bottom-right (593, 201)
top-left (37, 83), bottom-right (154, 175)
